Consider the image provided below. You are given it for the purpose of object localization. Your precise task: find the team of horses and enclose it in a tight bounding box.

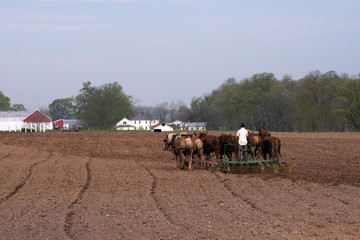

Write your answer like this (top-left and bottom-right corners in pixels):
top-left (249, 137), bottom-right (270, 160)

top-left (163, 129), bottom-right (282, 170)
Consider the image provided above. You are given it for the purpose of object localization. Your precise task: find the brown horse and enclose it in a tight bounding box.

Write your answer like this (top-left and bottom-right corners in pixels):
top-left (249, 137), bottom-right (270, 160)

top-left (192, 134), bottom-right (204, 160)
top-left (218, 134), bottom-right (238, 160)
top-left (194, 132), bottom-right (220, 160)
top-left (171, 135), bottom-right (194, 169)
top-left (247, 134), bottom-right (263, 160)
top-left (163, 133), bottom-right (177, 151)
top-left (262, 136), bottom-right (281, 163)
top-left (258, 129), bottom-right (270, 138)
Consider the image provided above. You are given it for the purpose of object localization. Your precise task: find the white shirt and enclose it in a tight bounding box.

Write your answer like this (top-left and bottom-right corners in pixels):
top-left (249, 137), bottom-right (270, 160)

top-left (236, 127), bottom-right (248, 146)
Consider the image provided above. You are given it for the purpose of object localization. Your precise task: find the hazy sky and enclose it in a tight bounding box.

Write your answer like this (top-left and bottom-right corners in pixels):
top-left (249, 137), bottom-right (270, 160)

top-left (1, 0), bottom-right (359, 111)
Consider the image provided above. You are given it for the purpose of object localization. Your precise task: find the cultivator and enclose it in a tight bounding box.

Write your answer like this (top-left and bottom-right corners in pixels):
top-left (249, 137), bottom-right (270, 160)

top-left (191, 159), bottom-right (292, 174)
top-left (214, 161), bottom-right (293, 174)
top-left (192, 143), bottom-right (293, 174)
top-left (214, 143), bottom-right (293, 174)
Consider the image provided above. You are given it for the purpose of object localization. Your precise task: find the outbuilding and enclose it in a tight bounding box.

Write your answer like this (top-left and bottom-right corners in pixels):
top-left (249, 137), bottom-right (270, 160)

top-left (54, 119), bottom-right (83, 131)
top-left (0, 110), bottom-right (52, 132)
top-left (151, 123), bottom-right (174, 132)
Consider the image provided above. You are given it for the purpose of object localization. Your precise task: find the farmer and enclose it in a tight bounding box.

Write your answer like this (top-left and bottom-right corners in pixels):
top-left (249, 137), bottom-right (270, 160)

top-left (236, 123), bottom-right (248, 162)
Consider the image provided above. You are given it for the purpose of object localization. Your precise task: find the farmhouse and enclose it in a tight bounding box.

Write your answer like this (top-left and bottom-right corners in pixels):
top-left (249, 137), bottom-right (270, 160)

top-left (115, 117), bottom-right (136, 131)
top-left (116, 112), bottom-right (159, 131)
top-left (0, 110), bottom-right (52, 132)
top-left (115, 114), bottom-right (206, 131)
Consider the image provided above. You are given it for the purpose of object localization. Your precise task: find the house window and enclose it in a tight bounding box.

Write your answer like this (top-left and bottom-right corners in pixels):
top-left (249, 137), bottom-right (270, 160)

top-left (123, 121), bottom-right (127, 124)
top-left (134, 121), bottom-right (136, 124)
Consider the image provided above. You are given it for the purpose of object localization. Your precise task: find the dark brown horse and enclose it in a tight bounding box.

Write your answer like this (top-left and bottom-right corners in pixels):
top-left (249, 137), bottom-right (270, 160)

top-left (262, 136), bottom-right (282, 163)
top-left (218, 134), bottom-right (238, 160)
top-left (194, 132), bottom-right (220, 160)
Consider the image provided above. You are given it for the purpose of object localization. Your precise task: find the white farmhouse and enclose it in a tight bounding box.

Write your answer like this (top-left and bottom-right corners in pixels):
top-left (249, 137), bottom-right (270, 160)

top-left (115, 117), bottom-right (136, 131)
top-left (115, 112), bottom-right (159, 131)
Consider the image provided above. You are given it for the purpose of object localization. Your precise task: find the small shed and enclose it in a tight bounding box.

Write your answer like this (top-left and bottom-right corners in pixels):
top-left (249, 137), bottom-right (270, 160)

top-left (54, 119), bottom-right (83, 131)
top-left (151, 123), bottom-right (174, 132)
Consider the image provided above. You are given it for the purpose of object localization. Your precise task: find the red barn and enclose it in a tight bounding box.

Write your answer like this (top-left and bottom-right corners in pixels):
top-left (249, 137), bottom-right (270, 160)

top-left (24, 110), bottom-right (52, 123)
top-left (23, 110), bottom-right (52, 132)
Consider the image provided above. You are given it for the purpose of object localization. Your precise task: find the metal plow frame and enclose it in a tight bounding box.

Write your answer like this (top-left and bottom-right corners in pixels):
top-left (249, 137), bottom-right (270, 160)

top-left (214, 161), bottom-right (293, 174)
top-left (215, 143), bottom-right (293, 174)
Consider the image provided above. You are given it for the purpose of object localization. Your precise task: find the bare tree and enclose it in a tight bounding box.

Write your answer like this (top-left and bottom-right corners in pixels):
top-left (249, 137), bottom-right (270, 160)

top-left (153, 102), bottom-right (169, 122)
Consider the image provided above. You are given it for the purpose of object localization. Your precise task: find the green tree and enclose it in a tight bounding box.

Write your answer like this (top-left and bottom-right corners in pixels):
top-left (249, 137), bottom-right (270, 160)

top-left (189, 73), bottom-right (281, 130)
top-left (75, 82), bottom-right (133, 129)
top-left (9, 104), bottom-right (26, 111)
top-left (226, 73), bottom-right (279, 130)
top-left (210, 78), bottom-right (239, 130)
top-left (49, 98), bottom-right (75, 120)
top-left (0, 91), bottom-right (11, 111)
top-left (337, 78), bottom-right (360, 130)
top-left (261, 86), bottom-right (295, 131)
top-left (294, 71), bottom-right (342, 131)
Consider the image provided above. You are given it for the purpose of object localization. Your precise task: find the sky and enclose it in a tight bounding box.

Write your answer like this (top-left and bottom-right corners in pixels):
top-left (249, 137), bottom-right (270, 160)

top-left (1, 0), bottom-right (359, 111)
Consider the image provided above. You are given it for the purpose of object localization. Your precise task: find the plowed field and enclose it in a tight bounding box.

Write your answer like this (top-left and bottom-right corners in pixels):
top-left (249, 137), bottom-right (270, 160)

top-left (0, 132), bottom-right (359, 239)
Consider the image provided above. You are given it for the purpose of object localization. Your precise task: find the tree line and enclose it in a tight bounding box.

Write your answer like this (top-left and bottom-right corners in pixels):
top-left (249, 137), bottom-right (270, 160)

top-left (1, 70), bottom-right (359, 131)
top-left (190, 71), bottom-right (360, 132)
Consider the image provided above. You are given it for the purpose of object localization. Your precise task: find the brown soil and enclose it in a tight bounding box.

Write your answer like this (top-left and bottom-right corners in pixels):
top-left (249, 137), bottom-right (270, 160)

top-left (0, 132), bottom-right (359, 239)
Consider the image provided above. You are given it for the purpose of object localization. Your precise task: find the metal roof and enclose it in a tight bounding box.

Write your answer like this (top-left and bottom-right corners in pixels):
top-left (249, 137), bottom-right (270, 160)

top-left (0, 111), bottom-right (33, 118)
top-left (130, 112), bottom-right (151, 121)
top-left (183, 122), bottom-right (206, 127)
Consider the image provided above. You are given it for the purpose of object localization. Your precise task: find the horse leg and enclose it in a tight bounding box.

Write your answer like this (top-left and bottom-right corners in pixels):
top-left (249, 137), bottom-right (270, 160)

top-left (188, 148), bottom-right (193, 170)
top-left (180, 151), bottom-right (186, 169)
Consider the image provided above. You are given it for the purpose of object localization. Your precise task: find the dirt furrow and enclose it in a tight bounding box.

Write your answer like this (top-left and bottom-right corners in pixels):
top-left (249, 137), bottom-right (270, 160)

top-left (138, 162), bottom-right (215, 238)
top-left (64, 158), bottom-right (92, 239)
top-left (134, 159), bottom-right (181, 228)
top-left (0, 152), bottom-right (11, 161)
top-left (0, 151), bottom-right (87, 240)
top-left (0, 153), bottom-right (51, 204)
top-left (214, 172), bottom-right (257, 209)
